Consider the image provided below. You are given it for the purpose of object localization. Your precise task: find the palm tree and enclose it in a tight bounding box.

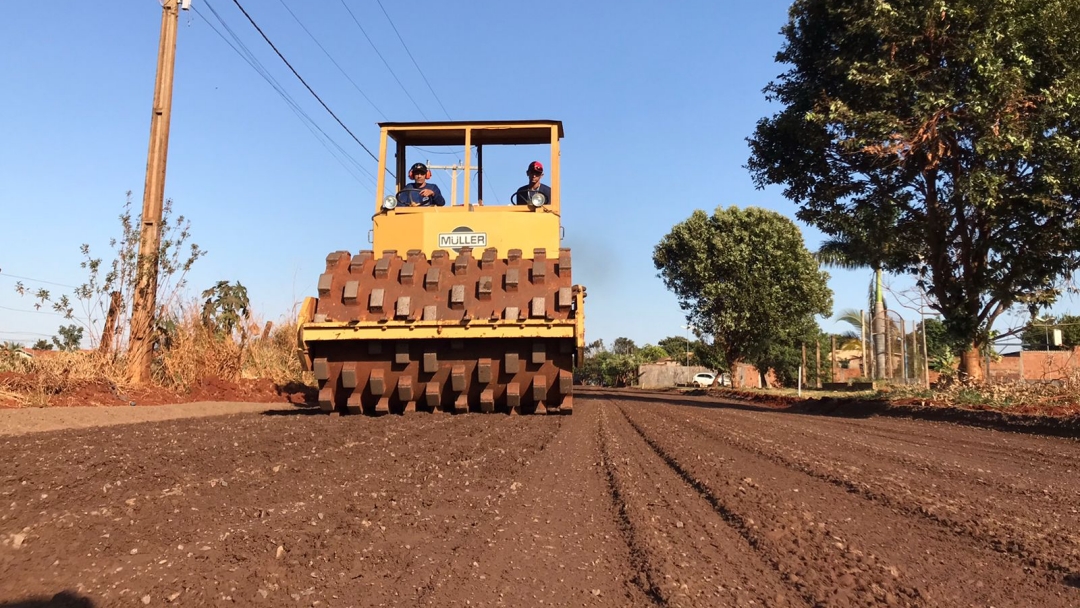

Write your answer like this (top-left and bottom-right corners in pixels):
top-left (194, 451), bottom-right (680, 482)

top-left (818, 242), bottom-right (887, 378)
top-left (834, 308), bottom-right (866, 349)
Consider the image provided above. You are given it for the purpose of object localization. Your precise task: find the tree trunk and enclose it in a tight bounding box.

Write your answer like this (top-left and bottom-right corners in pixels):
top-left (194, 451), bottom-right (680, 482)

top-left (98, 291), bottom-right (123, 358)
top-left (831, 335), bottom-right (837, 382)
top-left (873, 267), bottom-right (887, 379)
top-left (815, 341), bottom-right (822, 387)
top-left (959, 346), bottom-right (985, 382)
top-left (859, 311), bottom-right (866, 378)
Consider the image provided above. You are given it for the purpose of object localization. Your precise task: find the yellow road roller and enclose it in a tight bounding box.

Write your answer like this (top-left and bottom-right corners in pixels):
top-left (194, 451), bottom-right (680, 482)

top-left (297, 120), bottom-right (585, 415)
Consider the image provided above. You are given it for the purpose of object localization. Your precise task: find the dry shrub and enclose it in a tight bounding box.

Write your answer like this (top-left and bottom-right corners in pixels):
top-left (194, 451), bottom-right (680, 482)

top-left (888, 371), bottom-right (1080, 410)
top-left (242, 317), bottom-right (307, 386)
top-left (0, 350), bottom-right (34, 374)
top-left (0, 350), bottom-right (126, 407)
top-left (1, 303), bottom-right (308, 406)
top-left (155, 307), bottom-right (308, 391)
top-left (156, 307), bottom-right (245, 390)
top-left (34, 350), bottom-right (126, 385)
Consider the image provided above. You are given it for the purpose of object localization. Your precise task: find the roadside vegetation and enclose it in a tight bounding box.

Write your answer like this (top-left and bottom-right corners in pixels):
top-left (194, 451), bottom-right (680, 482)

top-left (721, 375), bottom-right (1080, 416)
top-left (747, 0), bottom-right (1080, 380)
top-left (1, 195), bottom-right (306, 407)
top-left (654, 206), bottom-right (834, 388)
top-left (643, 1), bottom-right (1080, 416)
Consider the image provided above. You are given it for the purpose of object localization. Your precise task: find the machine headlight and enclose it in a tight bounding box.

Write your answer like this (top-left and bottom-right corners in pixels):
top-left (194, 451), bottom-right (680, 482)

top-left (529, 192), bottom-right (546, 208)
top-left (382, 195), bottom-right (398, 210)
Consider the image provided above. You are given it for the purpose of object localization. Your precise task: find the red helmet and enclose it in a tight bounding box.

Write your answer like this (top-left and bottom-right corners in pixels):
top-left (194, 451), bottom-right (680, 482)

top-left (527, 161), bottom-right (544, 175)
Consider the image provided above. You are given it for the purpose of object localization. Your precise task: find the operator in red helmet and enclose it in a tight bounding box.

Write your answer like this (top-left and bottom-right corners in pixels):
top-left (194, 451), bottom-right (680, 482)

top-left (512, 161), bottom-right (552, 206)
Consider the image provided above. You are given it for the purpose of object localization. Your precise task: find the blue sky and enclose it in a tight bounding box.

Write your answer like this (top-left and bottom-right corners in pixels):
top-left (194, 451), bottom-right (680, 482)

top-left (0, 1), bottom-right (1061, 350)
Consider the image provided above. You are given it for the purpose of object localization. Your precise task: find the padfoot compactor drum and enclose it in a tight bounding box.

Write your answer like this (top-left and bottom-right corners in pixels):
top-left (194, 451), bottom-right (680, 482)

top-left (297, 121), bottom-right (585, 415)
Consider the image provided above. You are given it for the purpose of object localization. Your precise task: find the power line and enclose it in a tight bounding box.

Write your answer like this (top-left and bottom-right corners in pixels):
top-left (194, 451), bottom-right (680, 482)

top-left (336, 0), bottom-right (429, 119)
top-left (227, 0), bottom-right (384, 169)
top-left (196, 3), bottom-right (377, 188)
top-left (275, 0), bottom-right (388, 121)
top-left (414, 147), bottom-right (459, 155)
top-left (362, 0), bottom-right (468, 195)
top-left (0, 305), bottom-right (65, 317)
top-left (0, 273), bottom-right (78, 289)
top-left (373, 0), bottom-right (451, 120)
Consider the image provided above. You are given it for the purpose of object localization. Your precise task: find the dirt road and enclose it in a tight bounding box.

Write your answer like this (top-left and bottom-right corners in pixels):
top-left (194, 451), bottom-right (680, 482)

top-left (2, 390), bottom-right (1079, 607)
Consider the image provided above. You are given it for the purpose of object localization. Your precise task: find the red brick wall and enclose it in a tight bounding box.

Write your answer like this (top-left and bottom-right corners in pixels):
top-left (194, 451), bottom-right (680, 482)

top-left (731, 362), bottom-right (779, 388)
top-left (990, 348), bottom-right (1080, 381)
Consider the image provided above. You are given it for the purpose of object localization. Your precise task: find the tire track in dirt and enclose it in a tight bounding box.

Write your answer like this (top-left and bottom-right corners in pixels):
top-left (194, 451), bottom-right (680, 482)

top-left (596, 404), bottom-right (666, 605)
top-left (408, 399), bottom-right (657, 607)
top-left (664, 403), bottom-right (1080, 587)
top-left (614, 403), bottom-right (922, 607)
top-left (718, 406), bottom-right (1080, 518)
top-left (709, 405), bottom-right (1080, 540)
top-left (598, 399), bottom-right (809, 607)
top-left (722, 405), bottom-right (1080, 473)
top-left (625, 400), bottom-right (1080, 606)
top-left (620, 389), bottom-right (1080, 471)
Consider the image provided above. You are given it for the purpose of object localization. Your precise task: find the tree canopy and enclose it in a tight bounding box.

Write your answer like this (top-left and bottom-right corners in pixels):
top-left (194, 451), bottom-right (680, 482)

top-left (748, 0), bottom-right (1080, 379)
top-left (654, 206), bottom-right (833, 375)
top-left (577, 337), bottom-right (668, 387)
top-left (610, 337), bottom-right (637, 356)
top-left (1020, 315), bottom-right (1080, 351)
top-left (656, 336), bottom-right (690, 362)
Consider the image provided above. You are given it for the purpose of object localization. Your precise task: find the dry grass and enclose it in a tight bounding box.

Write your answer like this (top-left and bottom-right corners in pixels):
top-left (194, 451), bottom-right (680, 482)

top-left (1, 307), bottom-right (308, 407)
top-left (156, 308), bottom-right (245, 390)
top-left (0, 349), bottom-right (127, 407)
top-left (242, 318), bottom-right (308, 386)
top-left (887, 373), bottom-right (1080, 410)
top-left (720, 373), bottom-right (1080, 414)
top-left (156, 308), bottom-right (307, 390)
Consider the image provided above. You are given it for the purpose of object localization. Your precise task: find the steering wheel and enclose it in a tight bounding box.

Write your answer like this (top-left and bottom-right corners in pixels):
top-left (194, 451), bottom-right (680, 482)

top-left (511, 189), bottom-right (546, 206)
top-left (396, 188), bottom-right (426, 206)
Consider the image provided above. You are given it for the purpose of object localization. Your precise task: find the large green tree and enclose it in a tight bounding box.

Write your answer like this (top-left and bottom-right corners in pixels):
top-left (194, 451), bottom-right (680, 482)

top-left (654, 206), bottom-right (833, 376)
top-left (912, 317), bottom-right (962, 373)
top-left (611, 337), bottom-right (637, 356)
top-left (748, 0), bottom-right (1080, 380)
top-left (758, 314), bottom-right (826, 387)
top-left (576, 339), bottom-right (669, 387)
top-left (657, 335), bottom-right (691, 362)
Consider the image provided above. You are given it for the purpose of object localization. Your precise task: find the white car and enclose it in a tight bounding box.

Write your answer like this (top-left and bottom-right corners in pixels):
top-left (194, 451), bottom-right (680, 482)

top-left (692, 372), bottom-right (716, 387)
top-left (692, 372), bottom-right (731, 388)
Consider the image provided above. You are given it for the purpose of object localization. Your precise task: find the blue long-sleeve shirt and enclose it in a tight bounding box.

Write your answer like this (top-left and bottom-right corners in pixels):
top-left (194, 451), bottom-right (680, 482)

top-left (404, 182), bottom-right (446, 207)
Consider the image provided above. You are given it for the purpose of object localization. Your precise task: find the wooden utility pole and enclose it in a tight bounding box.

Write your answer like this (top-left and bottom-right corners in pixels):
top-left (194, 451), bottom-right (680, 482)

top-left (128, 0), bottom-right (184, 383)
top-left (831, 336), bottom-right (837, 380)
top-left (801, 343), bottom-right (807, 385)
top-left (815, 341), bottom-right (821, 388)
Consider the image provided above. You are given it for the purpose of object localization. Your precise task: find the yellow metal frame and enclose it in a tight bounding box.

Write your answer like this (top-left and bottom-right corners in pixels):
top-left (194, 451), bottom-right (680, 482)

top-left (372, 121), bottom-right (563, 257)
top-left (296, 296), bottom-right (316, 371)
top-left (574, 288), bottom-right (586, 354)
top-left (375, 121), bottom-right (562, 212)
